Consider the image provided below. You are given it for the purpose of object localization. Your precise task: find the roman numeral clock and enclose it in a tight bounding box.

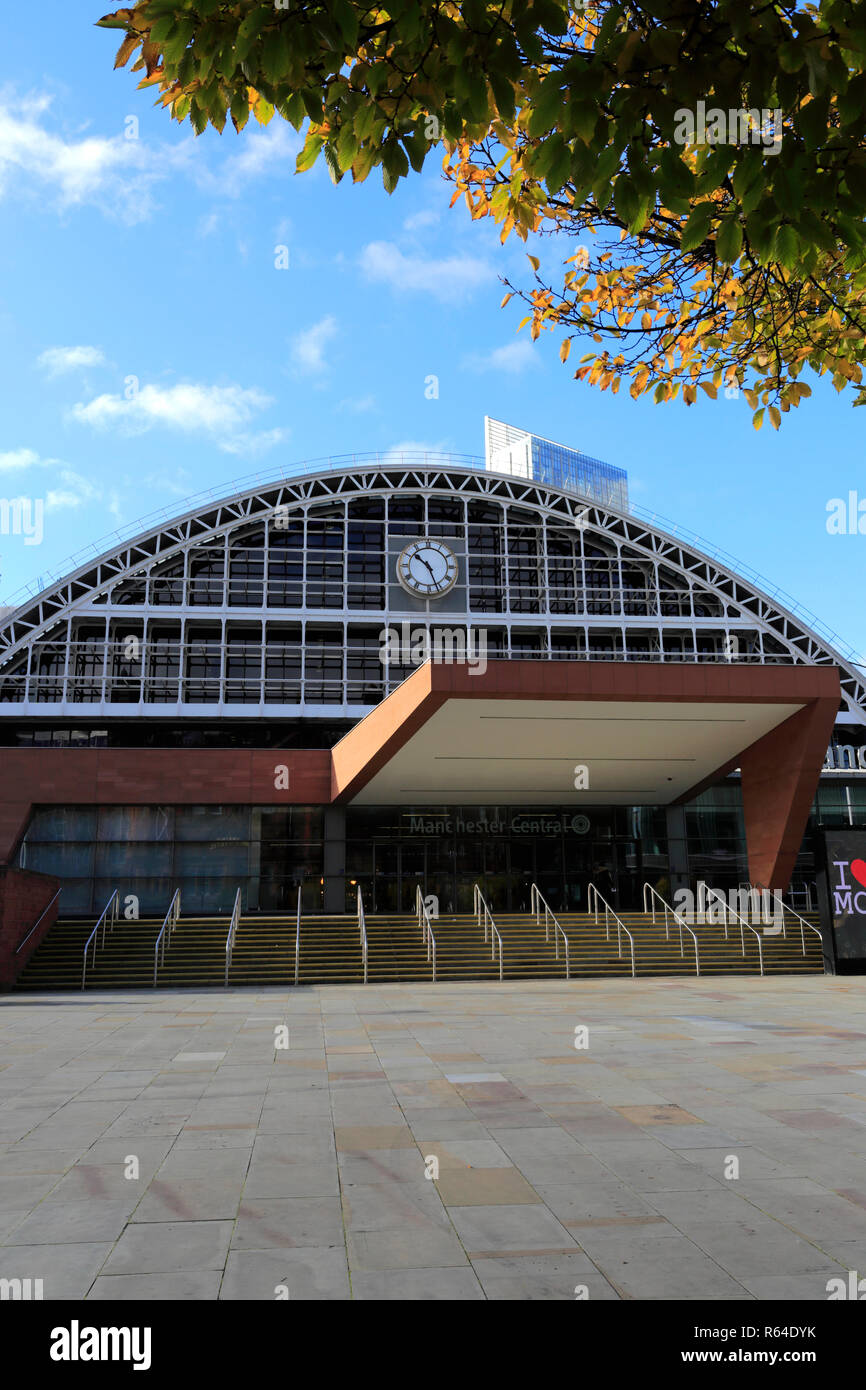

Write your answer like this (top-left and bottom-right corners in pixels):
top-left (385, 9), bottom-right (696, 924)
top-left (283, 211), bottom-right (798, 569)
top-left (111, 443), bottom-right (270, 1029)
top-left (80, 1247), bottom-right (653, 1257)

top-left (396, 538), bottom-right (459, 598)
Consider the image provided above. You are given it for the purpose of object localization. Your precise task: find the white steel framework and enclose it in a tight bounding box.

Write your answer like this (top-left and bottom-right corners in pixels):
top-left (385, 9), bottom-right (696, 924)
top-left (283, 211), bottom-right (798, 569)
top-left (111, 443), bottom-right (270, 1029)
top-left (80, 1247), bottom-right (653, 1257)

top-left (0, 458), bottom-right (862, 724)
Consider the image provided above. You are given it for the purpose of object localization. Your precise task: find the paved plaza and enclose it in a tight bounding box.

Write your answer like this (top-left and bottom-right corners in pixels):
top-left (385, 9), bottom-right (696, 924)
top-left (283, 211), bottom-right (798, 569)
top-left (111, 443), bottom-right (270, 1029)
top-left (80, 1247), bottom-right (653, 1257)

top-left (1, 976), bottom-right (866, 1300)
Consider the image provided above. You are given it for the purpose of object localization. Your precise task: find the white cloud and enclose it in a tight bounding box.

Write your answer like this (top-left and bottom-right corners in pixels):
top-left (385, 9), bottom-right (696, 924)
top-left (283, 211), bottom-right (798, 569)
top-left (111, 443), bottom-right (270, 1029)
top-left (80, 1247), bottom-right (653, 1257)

top-left (220, 427), bottom-right (289, 458)
top-left (381, 439), bottom-right (450, 464)
top-left (38, 345), bottom-right (106, 377)
top-left (45, 468), bottom-right (100, 512)
top-left (0, 92), bottom-right (301, 224)
top-left (359, 241), bottom-right (494, 302)
top-left (0, 92), bottom-right (189, 223)
top-left (72, 381), bottom-right (270, 433)
top-left (70, 381), bottom-right (282, 455)
top-left (464, 340), bottom-right (540, 374)
top-left (0, 451), bottom-right (100, 512)
top-left (290, 316), bottom-right (338, 375)
top-left (403, 208), bottom-right (441, 232)
top-left (0, 447), bottom-right (43, 471)
top-left (213, 122), bottom-right (302, 198)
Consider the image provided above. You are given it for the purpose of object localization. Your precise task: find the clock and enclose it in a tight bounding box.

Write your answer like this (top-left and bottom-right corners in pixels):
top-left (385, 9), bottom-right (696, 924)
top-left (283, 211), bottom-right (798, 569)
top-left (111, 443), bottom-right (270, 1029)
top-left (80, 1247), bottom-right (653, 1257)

top-left (396, 538), bottom-right (459, 598)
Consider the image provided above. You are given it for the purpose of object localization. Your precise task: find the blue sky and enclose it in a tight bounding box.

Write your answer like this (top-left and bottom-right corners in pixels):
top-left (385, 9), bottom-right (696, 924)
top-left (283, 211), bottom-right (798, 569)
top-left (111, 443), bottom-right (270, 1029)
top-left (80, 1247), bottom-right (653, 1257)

top-left (1, 3), bottom-right (864, 661)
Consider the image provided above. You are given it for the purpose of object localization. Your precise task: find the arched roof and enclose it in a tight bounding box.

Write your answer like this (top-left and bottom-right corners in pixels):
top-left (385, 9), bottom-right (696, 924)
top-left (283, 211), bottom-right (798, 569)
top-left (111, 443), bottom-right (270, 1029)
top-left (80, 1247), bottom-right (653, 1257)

top-left (1, 455), bottom-right (863, 723)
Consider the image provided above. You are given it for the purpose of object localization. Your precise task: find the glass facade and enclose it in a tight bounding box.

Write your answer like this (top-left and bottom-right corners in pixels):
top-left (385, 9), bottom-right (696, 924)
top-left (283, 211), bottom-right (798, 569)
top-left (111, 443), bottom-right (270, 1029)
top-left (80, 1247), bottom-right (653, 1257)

top-left (530, 436), bottom-right (629, 512)
top-left (345, 804), bottom-right (668, 915)
top-left (484, 417), bottom-right (629, 511)
top-left (0, 492), bottom-right (777, 710)
top-left (18, 806), bottom-right (324, 916)
top-left (15, 783), bottom-right (866, 918)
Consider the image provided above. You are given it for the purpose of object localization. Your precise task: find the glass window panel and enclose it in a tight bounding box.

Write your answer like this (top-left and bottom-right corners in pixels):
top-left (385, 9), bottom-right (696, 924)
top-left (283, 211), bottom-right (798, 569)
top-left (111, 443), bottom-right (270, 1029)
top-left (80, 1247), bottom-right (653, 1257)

top-left (175, 806), bottom-right (251, 841)
top-left (23, 807), bottom-right (98, 842)
top-left (98, 806), bottom-right (174, 841)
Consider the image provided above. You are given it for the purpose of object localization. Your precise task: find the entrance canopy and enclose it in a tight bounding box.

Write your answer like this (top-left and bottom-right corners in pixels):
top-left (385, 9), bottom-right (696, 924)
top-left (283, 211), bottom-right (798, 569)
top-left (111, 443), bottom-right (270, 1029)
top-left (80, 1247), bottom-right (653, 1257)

top-left (331, 660), bottom-right (840, 888)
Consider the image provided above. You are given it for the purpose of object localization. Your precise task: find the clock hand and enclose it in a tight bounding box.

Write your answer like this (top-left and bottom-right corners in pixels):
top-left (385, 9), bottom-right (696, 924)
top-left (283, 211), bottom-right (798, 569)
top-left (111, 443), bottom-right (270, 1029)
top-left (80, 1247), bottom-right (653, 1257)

top-left (419, 557), bottom-right (438, 582)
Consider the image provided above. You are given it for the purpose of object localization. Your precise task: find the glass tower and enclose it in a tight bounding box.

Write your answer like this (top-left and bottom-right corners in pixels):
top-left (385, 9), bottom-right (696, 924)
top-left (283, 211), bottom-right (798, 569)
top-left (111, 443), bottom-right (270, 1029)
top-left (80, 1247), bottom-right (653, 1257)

top-left (484, 417), bottom-right (629, 511)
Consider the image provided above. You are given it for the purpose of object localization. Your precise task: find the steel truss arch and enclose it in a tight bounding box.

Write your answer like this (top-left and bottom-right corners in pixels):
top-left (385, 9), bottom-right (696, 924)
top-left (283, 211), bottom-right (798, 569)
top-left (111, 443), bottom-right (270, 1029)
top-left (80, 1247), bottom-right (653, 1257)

top-left (0, 460), bottom-right (862, 722)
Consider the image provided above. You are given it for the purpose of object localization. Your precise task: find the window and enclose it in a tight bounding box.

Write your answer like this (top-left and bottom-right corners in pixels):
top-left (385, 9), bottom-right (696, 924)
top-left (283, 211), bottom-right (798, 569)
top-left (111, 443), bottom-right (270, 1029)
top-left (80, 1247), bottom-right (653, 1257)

top-left (228, 528), bottom-right (264, 607)
top-left (264, 624), bottom-right (302, 703)
top-left (184, 627), bottom-right (222, 703)
top-left (145, 626), bottom-right (181, 702)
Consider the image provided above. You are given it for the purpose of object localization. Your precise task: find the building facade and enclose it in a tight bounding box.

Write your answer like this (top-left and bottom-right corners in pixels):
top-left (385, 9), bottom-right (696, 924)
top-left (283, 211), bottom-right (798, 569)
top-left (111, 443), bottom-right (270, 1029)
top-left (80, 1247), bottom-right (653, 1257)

top-left (0, 423), bottom-right (862, 923)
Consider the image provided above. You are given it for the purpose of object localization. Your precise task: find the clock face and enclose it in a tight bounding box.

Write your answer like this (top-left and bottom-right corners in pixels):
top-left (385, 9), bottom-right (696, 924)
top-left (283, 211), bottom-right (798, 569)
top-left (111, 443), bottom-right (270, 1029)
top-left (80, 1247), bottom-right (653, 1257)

top-left (396, 539), bottom-right (459, 598)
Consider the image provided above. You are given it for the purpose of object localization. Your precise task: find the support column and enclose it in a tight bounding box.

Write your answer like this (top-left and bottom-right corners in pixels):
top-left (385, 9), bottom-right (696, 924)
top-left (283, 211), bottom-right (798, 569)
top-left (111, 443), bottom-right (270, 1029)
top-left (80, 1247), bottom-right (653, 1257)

top-left (323, 806), bottom-right (346, 914)
top-left (664, 804), bottom-right (690, 901)
top-left (740, 698), bottom-right (839, 890)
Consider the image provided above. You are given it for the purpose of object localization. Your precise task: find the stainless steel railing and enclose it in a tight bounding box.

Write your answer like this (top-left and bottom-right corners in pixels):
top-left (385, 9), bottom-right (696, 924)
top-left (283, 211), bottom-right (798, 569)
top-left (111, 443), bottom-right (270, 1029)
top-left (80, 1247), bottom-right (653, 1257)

top-left (17, 887), bottom-right (62, 961)
top-left (224, 887), bottom-right (242, 987)
top-left (587, 882), bottom-right (635, 977)
top-left (529, 883), bottom-right (570, 979)
top-left (153, 888), bottom-right (181, 987)
top-left (357, 886), bottom-right (368, 984)
top-left (294, 884), bottom-right (302, 986)
top-left (703, 886), bottom-right (764, 975)
top-left (473, 883), bottom-right (503, 981)
top-left (642, 882), bottom-right (700, 976)
top-left (82, 889), bottom-right (119, 989)
top-left (416, 886), bottom-right (437, 982)
top-left (749, 881), bottom-right (822, 955)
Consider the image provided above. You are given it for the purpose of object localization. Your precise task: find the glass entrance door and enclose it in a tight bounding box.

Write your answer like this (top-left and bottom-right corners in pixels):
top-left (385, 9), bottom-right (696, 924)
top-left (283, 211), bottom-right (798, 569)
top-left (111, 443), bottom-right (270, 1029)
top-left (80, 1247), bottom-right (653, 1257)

top-left (371, 841), bottom-right (399, 913)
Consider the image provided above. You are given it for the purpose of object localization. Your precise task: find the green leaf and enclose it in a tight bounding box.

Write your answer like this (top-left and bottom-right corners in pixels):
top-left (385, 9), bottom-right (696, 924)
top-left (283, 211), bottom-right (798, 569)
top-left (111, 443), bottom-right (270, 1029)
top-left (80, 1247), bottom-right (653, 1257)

top-left (528, 74), bottom-right (562, 136)
top-left (323, 143), bottom-right (343, 184)
top-left (296, 134), bottom-right (323, 173)
top-left (797, 98), bottom-right (829, 151)
top-left (778, 41), bottom-right (805, 72)
top-left (680, 202), bottom-right (713, 253)
top-left (715, 217), bottom-right (743, 265)
top-left (590, 145), bottom-right (621, 202)
top-left (773, 223), bottom-right (800, 268)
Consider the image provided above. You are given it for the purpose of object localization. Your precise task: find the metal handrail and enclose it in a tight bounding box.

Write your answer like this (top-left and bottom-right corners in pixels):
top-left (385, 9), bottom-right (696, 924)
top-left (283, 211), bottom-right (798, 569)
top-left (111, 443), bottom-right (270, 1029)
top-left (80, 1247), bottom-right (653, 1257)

top-left (642, 882), bottom-right (700, 976)
top-left (779, 901), bottom-right (823, 955)
top-left (751, 883), bottom-right (822, 956)
top-left (738, 881), bottom-right (786, 938)
top-left (416, 886), bottom-right (437, 982)
top-left (357, 886), bottom-right (368, 985)
top-left (473, 883), bottom-right (503, 980)
top-left (224, 887), bottom-right (242, 987)
top-left (82, 889), bottom-right (119, 989)
top-left (152, 888), bottom-right (181, 987)
top-left (294, 884), bottom-right (302, 986)
top-left (17, 887), bottom-right (62, 958)
top-left (587, 882), bottom-right (636, 977)
top-left (530, 883), bottom-right (570, 979)
top-left (703, 886), bottom-right (764, 975)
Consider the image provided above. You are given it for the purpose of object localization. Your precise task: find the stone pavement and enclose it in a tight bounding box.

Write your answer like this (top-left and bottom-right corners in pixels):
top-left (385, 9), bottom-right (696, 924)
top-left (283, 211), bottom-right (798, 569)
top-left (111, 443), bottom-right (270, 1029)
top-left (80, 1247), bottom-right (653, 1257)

top-left (1, 976), bottom-right (865, 1300)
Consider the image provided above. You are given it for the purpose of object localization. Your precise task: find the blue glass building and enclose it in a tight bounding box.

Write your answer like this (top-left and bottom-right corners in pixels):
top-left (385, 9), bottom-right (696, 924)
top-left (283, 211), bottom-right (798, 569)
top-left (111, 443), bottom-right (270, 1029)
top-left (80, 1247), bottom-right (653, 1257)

top-left (484, 417), bottom-right (629, 511)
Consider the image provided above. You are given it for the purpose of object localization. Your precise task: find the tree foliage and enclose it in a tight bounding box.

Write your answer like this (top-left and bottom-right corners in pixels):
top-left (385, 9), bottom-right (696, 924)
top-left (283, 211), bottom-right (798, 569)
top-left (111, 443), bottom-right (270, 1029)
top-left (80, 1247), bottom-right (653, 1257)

top-left (97, 0), bottom-right (866, 425)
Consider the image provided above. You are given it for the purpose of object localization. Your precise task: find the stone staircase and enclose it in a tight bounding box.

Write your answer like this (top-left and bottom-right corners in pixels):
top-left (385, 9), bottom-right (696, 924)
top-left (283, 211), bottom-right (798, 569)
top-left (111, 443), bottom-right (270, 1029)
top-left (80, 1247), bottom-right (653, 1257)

top-left (14, 900), bottom-right (825, 990)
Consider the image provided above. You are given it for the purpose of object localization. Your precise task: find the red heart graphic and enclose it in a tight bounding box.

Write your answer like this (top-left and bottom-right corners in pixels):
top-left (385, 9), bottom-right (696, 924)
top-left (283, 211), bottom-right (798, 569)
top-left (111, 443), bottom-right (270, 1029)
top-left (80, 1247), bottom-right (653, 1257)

top-left (851, 859), bottom-right (866, 888)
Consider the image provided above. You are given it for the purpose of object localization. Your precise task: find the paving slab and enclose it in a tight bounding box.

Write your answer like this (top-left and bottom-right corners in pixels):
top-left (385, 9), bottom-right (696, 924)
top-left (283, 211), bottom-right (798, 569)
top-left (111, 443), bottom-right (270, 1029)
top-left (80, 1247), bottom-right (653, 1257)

top-left (2, 976), bottom-right (866, 1299)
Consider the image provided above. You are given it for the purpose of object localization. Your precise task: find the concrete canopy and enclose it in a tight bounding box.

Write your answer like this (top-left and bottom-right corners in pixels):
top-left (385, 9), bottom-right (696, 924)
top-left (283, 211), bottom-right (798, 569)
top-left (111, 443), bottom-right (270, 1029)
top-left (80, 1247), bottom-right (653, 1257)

top-left (331, 660), bottom-right (841, 889)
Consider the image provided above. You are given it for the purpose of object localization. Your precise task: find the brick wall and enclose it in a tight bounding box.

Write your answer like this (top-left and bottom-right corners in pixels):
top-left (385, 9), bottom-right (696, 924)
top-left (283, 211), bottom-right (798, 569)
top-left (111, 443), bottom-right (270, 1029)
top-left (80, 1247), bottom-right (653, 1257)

top-left (0, 867), bottom-right (60, 989)
top-left (0, 748), bottom-right (333, 859)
